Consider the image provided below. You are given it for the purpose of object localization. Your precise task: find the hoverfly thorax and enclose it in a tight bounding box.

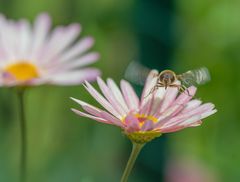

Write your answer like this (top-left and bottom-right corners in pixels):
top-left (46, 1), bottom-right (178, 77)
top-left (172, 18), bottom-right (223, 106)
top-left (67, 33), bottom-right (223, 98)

top-left (158, 70), bottom-right (177, 89)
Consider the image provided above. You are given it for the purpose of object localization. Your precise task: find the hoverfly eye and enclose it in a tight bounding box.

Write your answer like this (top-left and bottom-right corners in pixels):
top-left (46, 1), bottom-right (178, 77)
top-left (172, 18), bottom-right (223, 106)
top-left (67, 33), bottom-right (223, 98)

top-left (169, 74), bottom-right (175, 82)
top-left (159, 73), bottom-right (166, 81)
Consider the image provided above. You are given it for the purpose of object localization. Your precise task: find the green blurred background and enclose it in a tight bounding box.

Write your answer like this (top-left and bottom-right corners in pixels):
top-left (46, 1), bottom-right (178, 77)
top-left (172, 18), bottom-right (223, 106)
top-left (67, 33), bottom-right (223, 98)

top-left (0, 0), bottom-right (239, 181)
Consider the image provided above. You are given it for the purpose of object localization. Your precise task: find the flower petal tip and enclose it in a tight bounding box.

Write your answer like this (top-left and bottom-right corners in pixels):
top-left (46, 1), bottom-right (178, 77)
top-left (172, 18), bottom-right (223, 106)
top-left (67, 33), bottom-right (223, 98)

top-left (84, 36), bottom-right (95, 45)
top-left (71, 108), bottom-right (78, 113)
top-left (70, 97), bottom-right (77, 102)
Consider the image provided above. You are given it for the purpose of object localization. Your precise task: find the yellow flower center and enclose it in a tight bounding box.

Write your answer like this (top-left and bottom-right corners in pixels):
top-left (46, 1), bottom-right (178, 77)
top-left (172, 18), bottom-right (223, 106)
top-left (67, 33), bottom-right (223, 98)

top-left (123, 113), bottom-right (161, 144)
top-left (134, 113), bottom-right (158, 124)
top-left (4, 62), bottom-right (39, 81)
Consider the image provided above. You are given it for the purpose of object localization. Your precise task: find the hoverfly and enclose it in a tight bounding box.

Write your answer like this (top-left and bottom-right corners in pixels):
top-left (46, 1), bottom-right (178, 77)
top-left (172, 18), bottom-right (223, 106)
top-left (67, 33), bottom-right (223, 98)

top-left (124, 61), bottom-right (211, 96)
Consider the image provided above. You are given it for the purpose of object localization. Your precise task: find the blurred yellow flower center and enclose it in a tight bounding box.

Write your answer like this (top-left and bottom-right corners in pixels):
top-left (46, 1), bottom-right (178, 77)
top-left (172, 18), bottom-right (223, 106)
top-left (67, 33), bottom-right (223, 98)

top-left (124, 114), bottom-right (160, 144)
top-left (4, 62), bottom-right (39, 81)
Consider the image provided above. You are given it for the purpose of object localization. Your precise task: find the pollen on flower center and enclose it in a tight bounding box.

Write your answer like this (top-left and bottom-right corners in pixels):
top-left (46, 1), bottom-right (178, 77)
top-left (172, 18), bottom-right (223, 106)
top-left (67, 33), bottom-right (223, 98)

top-left (4, 62), bottom-right (39, 81)
top-left (135, 113), bottom-right (158, 124)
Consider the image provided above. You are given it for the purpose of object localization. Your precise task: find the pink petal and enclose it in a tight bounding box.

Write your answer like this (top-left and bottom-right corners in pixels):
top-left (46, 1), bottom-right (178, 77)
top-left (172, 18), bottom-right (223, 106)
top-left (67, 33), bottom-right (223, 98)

top-left (159, 86), bottom-right (179, 113)
top-left (71, 108), bottom-right (115, 125)
top-left (172, 103), bottom-right (215, 121)
top-left (71, 97), bottom-right (103, 117)
top-left (159, 105), bottom-right (216, 131)
top-left (149, 87), bottom-right (166, 116)
top-left (100, 111), bottom-right (124, 128)
top-left (181, 99), bottom-right (202, 113)
top-left (190, 120), bottom-right (203, 127)
top-left (107, 78), bottom-right (129, 112)
top-left (139, 96), bottom-right (155, 115)
top-left (125, 114), bottom-right (140, 133)
top-left (174, 86), bottom-right (197, 105)
top-left (71, 97), bottom-right (124, 128)
top-left (141, 120), bottom-right (154, 131)
top-left (176, 115), bottom-right (202, 126)
top-left (97, 77), bottom-right (127, 116)
top-left (200, 109), bottom-right (217, 119)
top-left (140, 69), bottom-right (158, 107)
top-left (157, 86), bottom-right (197, 122)
top-left (160, 125), bottom-right (186, 133)
top-left (120, 80), bottom-right (140, 111)
top-left (160, 115), bottom-right (201, 133)
top-left (84, 80), bottom-right (122, 119)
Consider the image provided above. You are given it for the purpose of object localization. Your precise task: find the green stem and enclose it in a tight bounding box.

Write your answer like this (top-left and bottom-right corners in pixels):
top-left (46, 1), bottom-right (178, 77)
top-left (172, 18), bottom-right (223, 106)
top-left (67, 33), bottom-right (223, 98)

top-left (120, 142), bottom-right (144, 182)
top-left (17, 90), bottom-right (27, 182)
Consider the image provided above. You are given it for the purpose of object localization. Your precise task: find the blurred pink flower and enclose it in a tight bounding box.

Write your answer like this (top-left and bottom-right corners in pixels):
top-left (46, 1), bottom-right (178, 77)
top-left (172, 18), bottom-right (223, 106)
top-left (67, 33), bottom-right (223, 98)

top-left (71, 70), bottom-right (216, 143)
top-left (165, 158), bottom-right (219, 182)
top-left (0, 13), bottom-right (100, 86)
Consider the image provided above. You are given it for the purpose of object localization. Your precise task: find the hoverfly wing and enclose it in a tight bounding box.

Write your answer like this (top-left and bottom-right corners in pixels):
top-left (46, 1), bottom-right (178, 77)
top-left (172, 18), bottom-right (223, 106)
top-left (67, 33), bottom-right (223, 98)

top-left (178, 67), bottom-right (211, 87)
top-left (124, 61), bottom-right (151, 85)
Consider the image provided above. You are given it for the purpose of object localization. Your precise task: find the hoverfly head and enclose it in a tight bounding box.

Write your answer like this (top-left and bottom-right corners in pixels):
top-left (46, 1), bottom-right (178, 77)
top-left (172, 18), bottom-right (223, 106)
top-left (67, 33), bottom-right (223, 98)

top-left (159, 70), bottom-right (176, 89)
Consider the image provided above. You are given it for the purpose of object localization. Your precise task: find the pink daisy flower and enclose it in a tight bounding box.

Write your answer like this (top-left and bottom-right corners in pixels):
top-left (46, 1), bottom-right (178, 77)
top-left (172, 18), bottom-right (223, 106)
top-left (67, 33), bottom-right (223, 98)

top-left (71, 69), bottom-right (216, 143)
top-left (0, 13), bottom-right (100, 86)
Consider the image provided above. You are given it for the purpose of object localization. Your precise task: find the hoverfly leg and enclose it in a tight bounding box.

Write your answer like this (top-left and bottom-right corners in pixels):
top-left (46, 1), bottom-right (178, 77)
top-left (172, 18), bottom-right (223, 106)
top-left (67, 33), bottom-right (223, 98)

top-left (144, 84), bottom-right (161, 98)
top-left (168, 84), bottom-right (181, 92)
top-left (144, 86), bottom-right (156, 98)
top-left (169, 83), bottom-right (190, 96)
top-left (178, 85), bottom-right (185, 94)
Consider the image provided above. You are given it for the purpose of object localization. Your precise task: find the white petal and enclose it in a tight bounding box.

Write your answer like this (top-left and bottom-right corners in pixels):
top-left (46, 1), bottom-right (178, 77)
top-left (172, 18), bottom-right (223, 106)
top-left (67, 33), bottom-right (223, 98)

top-left (43, 24), bottom-right (81, 62)
top-left (47, 68), bottom-right (100, 85)
top-left (62, 52), bottom-right (99, 70)
top-left (30, 13), bottom-right (51, 59)
top-left (0, 19), bottom-right (16, 60)
top-left (18, 20), bottom-right (32, 58)
top-left (59, 37), bottom-right (94, 62)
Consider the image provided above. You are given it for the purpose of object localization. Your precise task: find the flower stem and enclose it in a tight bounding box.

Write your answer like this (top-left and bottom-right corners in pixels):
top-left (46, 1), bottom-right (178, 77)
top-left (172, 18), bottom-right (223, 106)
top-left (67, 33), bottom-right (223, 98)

top-left (17, 89), bottom-right (27, 182)
top-left (120, 142), bottom-right (144, 182)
